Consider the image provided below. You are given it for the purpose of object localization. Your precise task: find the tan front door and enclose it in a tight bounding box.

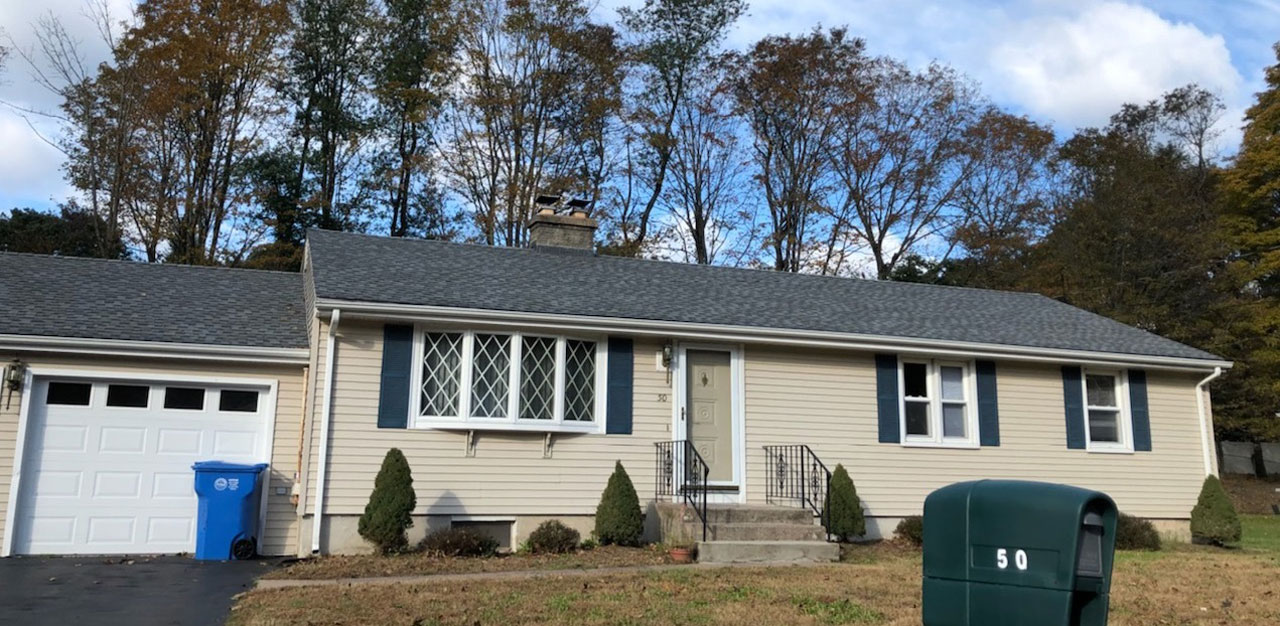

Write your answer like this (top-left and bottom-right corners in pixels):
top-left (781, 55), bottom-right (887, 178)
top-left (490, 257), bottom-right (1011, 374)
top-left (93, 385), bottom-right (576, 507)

top-left (686, 349), bottom-right (734, 483)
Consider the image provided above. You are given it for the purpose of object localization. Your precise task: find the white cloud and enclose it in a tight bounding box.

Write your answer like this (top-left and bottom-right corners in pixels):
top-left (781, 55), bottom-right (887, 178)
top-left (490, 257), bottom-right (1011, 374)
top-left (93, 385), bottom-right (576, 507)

top-left (0, 115), bottom-right (67, 208)
top-left (988, 2), bottom-right (1243, 130)
top-left (1, 0), bottom-right (133, 209)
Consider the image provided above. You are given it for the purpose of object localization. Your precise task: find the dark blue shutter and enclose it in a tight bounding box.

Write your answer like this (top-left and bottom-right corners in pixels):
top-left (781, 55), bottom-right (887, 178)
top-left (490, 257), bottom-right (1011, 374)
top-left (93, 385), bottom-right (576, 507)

top-left (1062, 365), bottom-right (1086, 449)
top-left (1129, 369), bottom-right (1152, 451)
top-left (976, 360), bottom-right (1000, 446)
top-left (605, 337), bottom-right (633, 434)
top-left (875, 354), bottom-right (900, 443)
top-left (376, 324), bottom-right (414, 429)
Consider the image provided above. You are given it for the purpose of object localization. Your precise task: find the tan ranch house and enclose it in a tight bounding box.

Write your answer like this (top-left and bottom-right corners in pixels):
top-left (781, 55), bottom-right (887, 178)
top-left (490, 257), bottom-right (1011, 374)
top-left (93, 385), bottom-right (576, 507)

top-left (0, 210), bottom-right (1230, 559)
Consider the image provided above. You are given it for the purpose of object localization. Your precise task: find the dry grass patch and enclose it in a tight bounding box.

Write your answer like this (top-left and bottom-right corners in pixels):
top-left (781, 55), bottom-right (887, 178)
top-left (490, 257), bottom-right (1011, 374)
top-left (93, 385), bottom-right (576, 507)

top-left (234, 544), bottom-right (1280, 625)
top-left (263, 545), bottom-right (674, 580)
top-left (1221, 475), bottom-right (1280, 515)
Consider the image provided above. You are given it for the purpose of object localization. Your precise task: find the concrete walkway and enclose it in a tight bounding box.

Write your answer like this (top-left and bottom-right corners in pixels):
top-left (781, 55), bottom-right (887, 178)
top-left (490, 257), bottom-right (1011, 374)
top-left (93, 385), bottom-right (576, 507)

top-left (257, 560), bottom-right (829, 590)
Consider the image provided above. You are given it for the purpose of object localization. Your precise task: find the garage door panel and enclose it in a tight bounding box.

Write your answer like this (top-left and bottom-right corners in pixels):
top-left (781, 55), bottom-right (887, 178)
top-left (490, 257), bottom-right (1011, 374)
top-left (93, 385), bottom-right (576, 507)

top-left (146, 516), bottom-right (194, 544)
top-left (98, 426), bottom-right (147, 454)
top-left (152, 472), bottom-right (194, 498)
top-left (157, 429), bottom-right (203, 455)
top-left (40, 425), bottom-right (88, 452)
top-left (32, 470), bottom-right (82, 497)
top-left (213, 431), bottom-right (257, 457)
top-left (86, 517), bottom-right (136, 543)
top-left (15, 377), bottom-right (271, 555)
top-left (92, 471), bottom-right (143, 498)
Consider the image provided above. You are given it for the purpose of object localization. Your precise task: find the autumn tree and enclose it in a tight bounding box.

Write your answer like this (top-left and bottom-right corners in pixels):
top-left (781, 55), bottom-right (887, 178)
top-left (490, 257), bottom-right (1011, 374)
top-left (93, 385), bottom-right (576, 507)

top-left (104, 0), bottom-right (290, 264)
top-left (371, 0), bottom-right (461, 238)
top-left (729, 28), bottom-right (864, 272)
top-left (943, 110), bottom-right (1057, 289)
top-left (829, 60), bottom-right (982, 279)
top-left (661, 60), bottom-right (752, 264)
top-left (287, 0), bottom-right (377, 232)
top-left (1022, 89), bottom-right (1228, 374)
top-left (610, 0), bottom-right (745, 255)
top-left (442, 0), bottom-right (624, 246)
top-left (6, 5), bottom-right (137, 259)
top-left (1218, 44), bottom-right (1280, 440)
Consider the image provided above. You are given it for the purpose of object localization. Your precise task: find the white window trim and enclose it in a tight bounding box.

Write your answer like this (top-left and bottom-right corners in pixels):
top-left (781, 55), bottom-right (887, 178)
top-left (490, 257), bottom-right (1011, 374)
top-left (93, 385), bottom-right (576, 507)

top-left (409, 326), bottom-right (607, 434)
top-left (1082, 369), bottom-right (1134, 454)
top-left (898, 358), bottom-right (980, 449)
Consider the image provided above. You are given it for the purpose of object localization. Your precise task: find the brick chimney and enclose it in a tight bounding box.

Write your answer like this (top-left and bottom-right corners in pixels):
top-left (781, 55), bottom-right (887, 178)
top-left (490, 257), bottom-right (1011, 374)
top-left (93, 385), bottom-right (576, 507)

top-left (528, 195), bottom-right (597, 252)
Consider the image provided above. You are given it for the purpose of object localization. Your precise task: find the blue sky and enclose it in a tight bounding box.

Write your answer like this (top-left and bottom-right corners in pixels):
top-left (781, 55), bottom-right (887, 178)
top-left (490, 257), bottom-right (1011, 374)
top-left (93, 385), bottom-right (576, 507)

top-left (1, 0), bottom-right (1277, 212)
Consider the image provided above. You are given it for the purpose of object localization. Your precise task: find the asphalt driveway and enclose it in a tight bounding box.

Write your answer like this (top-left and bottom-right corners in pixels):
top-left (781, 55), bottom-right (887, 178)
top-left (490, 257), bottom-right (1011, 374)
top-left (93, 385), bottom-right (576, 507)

top-left (0, 555), bottom-right (277, 626)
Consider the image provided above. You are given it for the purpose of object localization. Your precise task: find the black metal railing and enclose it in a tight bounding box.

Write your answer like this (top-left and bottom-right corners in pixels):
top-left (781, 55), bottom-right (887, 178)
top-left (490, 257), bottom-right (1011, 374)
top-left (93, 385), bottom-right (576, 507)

top-left (763, 444), bottom-right (833, 534)
top-left (655, 440), bottom-right (710, 541)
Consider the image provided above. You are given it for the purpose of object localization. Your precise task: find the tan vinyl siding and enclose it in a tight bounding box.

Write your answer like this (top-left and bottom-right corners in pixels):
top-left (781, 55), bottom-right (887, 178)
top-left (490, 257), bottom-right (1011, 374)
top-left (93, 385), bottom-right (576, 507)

top-left (304, 320), bottom-right (1212, 542)
top-left (0, 353), bottom-right (305, 555)
top-left (306, 319), bottom-right (670, 518)
top-left (743, 345), bottom-right (1209, 519)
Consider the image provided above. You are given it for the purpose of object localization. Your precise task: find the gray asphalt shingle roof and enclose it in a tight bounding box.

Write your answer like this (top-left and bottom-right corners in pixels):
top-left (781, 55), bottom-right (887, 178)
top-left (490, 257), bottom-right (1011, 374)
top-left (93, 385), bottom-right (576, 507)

top-left (0, 252), bottom-right (307, 349)
top-left (307, 230), bottom-right (1221, 362)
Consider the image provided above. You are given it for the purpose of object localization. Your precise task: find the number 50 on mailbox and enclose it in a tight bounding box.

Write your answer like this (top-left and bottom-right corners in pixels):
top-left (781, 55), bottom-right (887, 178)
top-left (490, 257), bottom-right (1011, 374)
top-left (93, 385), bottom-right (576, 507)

top-left (921, 480), bottom-right (1118, 626)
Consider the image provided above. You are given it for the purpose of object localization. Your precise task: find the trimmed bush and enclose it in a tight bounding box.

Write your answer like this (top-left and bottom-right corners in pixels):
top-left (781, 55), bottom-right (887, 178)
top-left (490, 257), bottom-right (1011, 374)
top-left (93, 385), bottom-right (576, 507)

top-left (594, 461), bottom-right (645, 546)
top-left (358, 448), bottom-right (416, 553)
top-left (824, 464), bottom-right (865, 541)
top-left (420, 527), bottom-right (499, 557)
top-left (1191, 475), bottom-right (1242, 546)
top-left (1115, 513), bottom-right (1161, 551)
top-left (895, 516), bottom-right (924, 547)
top-left (528, 520), bottom-right (581, 554)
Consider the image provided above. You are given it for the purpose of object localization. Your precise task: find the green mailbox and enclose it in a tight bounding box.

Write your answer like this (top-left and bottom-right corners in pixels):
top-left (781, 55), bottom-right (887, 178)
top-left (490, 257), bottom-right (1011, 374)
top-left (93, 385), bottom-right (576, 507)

top-left (922, 480), bottom-right (1118, 626)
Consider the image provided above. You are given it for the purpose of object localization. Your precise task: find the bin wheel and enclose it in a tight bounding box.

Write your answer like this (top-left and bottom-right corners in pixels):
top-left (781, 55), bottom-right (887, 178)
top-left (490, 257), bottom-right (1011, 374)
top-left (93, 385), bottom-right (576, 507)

top-left (232, 538), bottom-right (256, 560)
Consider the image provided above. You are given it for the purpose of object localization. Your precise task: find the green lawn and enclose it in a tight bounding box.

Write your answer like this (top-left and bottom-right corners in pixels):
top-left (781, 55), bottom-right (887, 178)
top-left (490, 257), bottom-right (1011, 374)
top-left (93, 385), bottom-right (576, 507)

top-left (1241, 514), bottom-right (1280, 554)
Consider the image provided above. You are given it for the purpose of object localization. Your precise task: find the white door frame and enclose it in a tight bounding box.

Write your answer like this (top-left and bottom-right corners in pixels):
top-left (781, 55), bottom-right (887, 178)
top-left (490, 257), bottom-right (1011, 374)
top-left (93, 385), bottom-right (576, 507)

top-left (3, 367), bottom-right (278, 557)
top-left (671, 342), bottom-right (746, 503)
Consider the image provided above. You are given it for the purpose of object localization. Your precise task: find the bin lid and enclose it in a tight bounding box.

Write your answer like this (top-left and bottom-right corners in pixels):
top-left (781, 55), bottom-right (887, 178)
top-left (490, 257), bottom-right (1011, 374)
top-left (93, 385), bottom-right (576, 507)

top-left (192, 461), bottom-right (269, 472)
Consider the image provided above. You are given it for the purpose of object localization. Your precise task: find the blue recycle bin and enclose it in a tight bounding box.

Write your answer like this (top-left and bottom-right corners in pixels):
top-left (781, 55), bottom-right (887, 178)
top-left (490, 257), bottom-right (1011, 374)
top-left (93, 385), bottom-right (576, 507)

top-left (192, 461), bottom-right (269, 561)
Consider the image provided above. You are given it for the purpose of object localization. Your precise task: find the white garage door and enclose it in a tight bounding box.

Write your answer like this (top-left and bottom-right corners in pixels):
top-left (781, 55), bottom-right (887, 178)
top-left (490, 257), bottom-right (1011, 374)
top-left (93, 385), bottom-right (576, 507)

top-left (12, 376), bottom-right (272, 555)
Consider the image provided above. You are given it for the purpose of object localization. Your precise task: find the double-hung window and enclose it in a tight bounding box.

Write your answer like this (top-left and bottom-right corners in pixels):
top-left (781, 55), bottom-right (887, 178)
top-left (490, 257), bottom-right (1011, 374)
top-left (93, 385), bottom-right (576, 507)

top-left (415, 329), bottom-right (604, 432)
top-left (1083, 370), bottom-right (1131, 452)
top-left (899, 359), bottom-right (977, 447)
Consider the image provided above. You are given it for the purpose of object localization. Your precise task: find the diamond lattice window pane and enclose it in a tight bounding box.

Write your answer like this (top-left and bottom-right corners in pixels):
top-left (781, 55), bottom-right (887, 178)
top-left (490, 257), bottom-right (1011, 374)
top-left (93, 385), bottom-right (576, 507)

top-left (520, 336), bottom-right (556, 420)
top-left (563, 340), bottom-right (596, 421)
top-left (420, 332), bottom-right (463, 416)
top-left (470, 334), bottom-right (511, 418)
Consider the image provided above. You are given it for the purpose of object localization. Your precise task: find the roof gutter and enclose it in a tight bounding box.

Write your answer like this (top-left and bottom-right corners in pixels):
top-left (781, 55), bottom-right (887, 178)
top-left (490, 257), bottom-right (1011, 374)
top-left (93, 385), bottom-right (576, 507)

top-left (310, 308), bottom-right (340, 554)
top-left (1196, 366), bottom-right (1224, 477)
top-left (315, 299), bottom-right (1232, 373)
top-left (0, 334), bottom-right (310, 365)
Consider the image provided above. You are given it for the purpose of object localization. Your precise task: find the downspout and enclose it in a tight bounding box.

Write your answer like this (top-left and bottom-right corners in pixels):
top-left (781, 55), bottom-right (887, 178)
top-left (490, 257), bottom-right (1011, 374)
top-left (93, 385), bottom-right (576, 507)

top-left (1195, 367), bottom-right (1223, 477)
top-left (310, 309), bottom-right (341, 554)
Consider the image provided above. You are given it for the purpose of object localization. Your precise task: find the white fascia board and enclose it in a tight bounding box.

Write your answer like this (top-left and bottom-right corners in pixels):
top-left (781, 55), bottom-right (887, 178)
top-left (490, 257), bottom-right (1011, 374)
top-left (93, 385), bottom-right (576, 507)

top-left (315, 299), bottom-right (1233, 372)
top-left (0, 334), bottom-right (311, 365)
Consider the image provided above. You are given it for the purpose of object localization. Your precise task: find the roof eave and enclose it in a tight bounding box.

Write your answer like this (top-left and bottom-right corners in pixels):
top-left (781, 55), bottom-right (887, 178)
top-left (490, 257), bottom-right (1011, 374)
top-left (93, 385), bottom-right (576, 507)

top-left (315, 298), bottom-right (1232, 372)
top-left (0, 334), bottom-right (311, 366)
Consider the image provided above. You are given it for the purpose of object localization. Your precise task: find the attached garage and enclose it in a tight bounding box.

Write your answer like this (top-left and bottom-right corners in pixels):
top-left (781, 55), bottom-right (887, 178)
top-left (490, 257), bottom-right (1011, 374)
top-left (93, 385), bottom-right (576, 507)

top-left (8, 374), bottom-right (276, 555)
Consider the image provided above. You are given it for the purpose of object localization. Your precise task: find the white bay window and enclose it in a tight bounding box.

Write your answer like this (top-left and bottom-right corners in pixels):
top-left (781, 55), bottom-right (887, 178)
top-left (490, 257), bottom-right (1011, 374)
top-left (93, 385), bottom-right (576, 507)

top-left (414, 329), bottom-right (605, 432)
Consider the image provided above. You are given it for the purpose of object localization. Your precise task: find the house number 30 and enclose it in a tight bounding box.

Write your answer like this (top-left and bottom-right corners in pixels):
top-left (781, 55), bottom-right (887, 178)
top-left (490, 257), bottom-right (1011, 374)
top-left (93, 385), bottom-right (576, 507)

top-left (996, 548), bottom-right (1029, 571)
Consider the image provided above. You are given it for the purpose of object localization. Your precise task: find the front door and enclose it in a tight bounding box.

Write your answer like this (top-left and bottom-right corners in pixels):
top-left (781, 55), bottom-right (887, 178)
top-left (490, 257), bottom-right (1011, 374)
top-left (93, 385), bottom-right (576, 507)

top-left (685, 349), bottom-right (734, 483)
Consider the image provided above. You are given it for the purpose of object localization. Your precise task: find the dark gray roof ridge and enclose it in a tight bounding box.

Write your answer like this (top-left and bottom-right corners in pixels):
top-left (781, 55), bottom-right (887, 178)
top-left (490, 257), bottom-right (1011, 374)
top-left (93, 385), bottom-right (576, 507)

top-left (0, 250), bottom-right (300, 276)
top-left (306, 229), bottom-right (1049, 301)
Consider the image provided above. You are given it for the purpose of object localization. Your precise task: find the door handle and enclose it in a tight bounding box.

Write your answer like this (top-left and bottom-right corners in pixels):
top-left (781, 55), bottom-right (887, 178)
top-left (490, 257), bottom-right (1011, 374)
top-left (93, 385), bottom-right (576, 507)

top-left (681, 407), bottom-right (686, 422)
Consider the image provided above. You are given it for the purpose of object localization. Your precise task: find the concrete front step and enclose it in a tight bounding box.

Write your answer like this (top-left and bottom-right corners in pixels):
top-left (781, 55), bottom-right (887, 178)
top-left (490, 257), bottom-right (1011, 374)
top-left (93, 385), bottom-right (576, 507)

top-left (704, 505), bottom-right (815, 525)
top-left (697, 540), bottom-right (840, 564)
top-left (708, 522), bottom-right (828, 542)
